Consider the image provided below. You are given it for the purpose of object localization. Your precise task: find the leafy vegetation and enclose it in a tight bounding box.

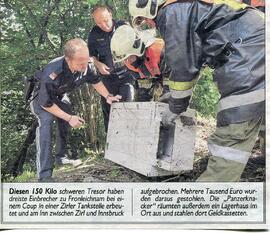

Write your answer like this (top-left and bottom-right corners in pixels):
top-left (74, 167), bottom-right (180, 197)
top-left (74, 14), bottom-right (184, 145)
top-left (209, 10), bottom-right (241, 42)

top-left (191, 67), bottom-right (220, 118)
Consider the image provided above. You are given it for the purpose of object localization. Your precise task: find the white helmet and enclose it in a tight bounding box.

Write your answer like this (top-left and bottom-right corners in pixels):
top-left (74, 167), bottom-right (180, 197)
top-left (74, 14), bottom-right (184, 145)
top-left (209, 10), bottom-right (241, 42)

top-left (129, 0), bottom-right (166, 25)
top-left (111, 24), bottom-right (156, 62)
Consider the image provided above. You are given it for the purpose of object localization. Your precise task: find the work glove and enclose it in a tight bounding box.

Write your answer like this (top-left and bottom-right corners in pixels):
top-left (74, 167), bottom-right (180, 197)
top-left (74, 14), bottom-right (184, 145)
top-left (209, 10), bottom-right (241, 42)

top-left (159, 92), bottom-right (170, 103)
top-left (161, 108), bottom-right (179, 128)
top-left (169, 95), bottom-right (190, 114)
top-left (161, 95), bottom-right (190, 127)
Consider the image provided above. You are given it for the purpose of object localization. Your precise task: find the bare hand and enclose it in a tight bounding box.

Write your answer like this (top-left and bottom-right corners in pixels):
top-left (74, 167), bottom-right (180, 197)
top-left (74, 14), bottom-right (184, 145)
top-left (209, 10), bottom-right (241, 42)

top-left (106, 94), bottom-right (122, 104)
top-left (68, 115), bottom-right (85, 128)
top-left (95, 61), bottom-right (110, 75)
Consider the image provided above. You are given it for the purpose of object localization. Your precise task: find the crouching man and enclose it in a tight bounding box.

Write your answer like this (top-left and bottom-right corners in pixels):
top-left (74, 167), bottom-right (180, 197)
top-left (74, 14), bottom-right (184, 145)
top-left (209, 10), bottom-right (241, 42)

top-left (30, 38), bottom-right (121, 182)
top-left (111, 24), bottom-right (171, 102)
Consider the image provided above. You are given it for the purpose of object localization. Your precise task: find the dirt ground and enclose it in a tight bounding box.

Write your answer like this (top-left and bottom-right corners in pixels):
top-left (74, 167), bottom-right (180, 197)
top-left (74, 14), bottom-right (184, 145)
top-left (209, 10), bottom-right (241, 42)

top-left (53, 117), bottom-right (265, 183)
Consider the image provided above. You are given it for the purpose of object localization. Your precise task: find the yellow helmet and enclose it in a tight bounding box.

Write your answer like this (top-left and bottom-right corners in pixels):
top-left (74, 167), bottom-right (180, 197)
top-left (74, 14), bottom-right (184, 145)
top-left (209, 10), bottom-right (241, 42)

top-left (129, 0), bottom-right (166, 25)
top-left (111, 24), bottom-right (156, 62)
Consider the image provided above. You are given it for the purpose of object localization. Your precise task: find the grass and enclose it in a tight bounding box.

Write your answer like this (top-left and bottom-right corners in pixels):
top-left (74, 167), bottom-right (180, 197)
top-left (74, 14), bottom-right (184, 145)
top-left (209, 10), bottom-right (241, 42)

top-left (7, 170), bottom-right (36, 183)
top-left (109, 169), bottom-right (121, 178)
top-left (4, 150), bottom-right (103, 182)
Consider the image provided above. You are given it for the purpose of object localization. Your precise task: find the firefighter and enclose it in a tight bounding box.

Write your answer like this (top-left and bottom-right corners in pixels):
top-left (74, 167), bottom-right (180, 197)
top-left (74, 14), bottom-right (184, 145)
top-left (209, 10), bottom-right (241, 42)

top-left (110, 24), bottom-right (171, 102)
top-left (88, 4), bottom-right (136, 132)
top-left (30, 38), bottom-right (121, 182)
top-left (129, 0), bottom-right (265, 182)
top-left (240, 0), bottom-right (265, 162)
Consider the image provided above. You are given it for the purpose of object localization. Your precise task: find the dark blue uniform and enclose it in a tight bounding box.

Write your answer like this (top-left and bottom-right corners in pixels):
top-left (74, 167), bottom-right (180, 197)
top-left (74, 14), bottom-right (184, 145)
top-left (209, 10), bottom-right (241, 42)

top-left (88, 20), bottom-right (136, 132)
top-left (30, 56), bottom-right (100, 180)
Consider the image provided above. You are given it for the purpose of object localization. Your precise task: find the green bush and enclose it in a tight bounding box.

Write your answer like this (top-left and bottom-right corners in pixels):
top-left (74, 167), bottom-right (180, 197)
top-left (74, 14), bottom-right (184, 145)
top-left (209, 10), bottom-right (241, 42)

top-left (191, 67), bottom-right (220, 118)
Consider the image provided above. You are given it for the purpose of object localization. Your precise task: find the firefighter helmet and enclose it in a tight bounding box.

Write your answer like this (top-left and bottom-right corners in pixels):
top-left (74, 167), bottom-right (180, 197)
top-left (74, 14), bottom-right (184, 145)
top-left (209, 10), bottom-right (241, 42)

top-left (129, 0), bottom-right (166, 26)
top-left (111, 24), bottom-right (156, 62)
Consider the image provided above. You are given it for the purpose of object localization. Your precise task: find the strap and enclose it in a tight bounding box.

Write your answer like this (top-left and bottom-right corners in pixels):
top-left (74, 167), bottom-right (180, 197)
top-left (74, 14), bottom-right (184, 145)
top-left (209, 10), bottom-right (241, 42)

top-left (162, 0), bottom-right (220, 8)
top-left (162, 0), bottom-right (251, 8)
top-left (162, 0), bottom-right (179, 8)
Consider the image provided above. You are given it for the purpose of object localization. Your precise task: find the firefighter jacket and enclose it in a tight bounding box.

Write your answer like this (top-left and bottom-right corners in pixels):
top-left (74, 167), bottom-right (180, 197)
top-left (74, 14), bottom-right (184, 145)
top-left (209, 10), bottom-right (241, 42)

top-left (156, 0), bottom-right (265, 126)
top-left (35, 56), bottom-right (100, 108)
top-left (125, 38), bottom-right (171, 79)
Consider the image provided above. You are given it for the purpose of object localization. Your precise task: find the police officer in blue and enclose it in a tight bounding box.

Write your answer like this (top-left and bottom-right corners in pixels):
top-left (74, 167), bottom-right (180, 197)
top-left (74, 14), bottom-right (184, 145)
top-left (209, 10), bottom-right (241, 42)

top-left (30, 38), bottom-right (121, 182)
top-left (88, 4), bottom-right (136, 132)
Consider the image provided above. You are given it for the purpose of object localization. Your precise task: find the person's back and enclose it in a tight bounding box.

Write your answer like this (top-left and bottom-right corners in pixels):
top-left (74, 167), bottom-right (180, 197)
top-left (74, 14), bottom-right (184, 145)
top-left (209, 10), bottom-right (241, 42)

top-left (156, 0), bottom-right (264, 126)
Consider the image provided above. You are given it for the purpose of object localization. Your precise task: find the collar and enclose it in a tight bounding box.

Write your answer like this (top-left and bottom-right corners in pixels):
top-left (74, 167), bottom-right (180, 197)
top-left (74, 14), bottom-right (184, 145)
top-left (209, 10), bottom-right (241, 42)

top-left (63, 58), bottom-right (73, 76)
top-left (63, 58), bottom-right (80, 81)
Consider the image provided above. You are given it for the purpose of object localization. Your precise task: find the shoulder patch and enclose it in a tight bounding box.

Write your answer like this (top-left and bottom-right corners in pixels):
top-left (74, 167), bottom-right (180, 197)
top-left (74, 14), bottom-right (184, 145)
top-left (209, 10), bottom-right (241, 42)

top-left (49, 72), bottom-right (58, 80)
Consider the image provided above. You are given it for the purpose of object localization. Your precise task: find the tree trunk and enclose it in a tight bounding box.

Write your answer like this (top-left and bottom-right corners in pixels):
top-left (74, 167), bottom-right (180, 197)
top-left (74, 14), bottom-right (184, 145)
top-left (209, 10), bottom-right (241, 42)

top-left (70, 85), bottom-right (104, 152)
top-left (12, 119), bottom-right (38, 177)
